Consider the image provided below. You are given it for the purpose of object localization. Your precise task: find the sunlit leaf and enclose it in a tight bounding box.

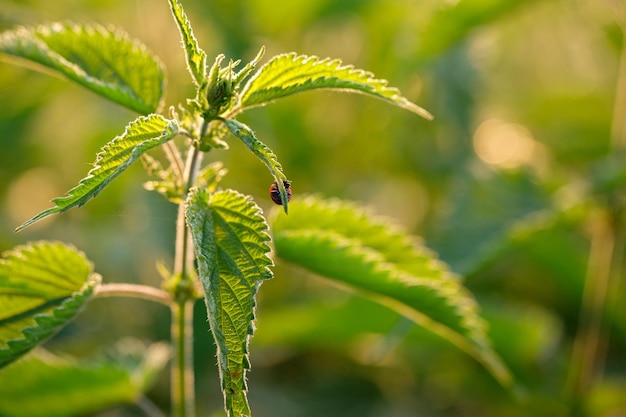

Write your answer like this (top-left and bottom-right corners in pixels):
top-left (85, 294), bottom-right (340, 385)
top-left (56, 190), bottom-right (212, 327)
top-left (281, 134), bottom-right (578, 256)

top-left (167, 0), bottom-right (207, 86)
top-left (185, 188), bottom-right (273, 417)
top-left (221, 118), bottom-right (290, 212)
top-left (16, 114), bottom-right (179, 231)
top-left (0, 340), bottom-right (170, 417)
top-left (0, 22), bottom-right (165, 114)
top-left (0, 241), bottom-right (100, 367)
top-left (270, 196), bottom-right (512, 386)
top-left (238, 53), bottom-right (433, 119)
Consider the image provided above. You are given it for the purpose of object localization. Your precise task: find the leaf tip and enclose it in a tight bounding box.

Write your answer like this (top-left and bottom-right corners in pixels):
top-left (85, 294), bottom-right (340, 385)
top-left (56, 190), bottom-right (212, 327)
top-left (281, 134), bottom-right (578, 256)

top-left (14, 209), bottom-right (54, 233)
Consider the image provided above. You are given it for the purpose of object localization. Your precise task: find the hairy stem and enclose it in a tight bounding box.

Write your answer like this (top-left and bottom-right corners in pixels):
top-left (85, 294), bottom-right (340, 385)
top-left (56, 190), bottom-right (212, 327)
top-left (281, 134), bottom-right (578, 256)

top-left (94, 283), bottom-right (172, 305)
top-left (170, 119), bottom-right (208, 417)
top-left (171, 300), bottom-right (196, 417)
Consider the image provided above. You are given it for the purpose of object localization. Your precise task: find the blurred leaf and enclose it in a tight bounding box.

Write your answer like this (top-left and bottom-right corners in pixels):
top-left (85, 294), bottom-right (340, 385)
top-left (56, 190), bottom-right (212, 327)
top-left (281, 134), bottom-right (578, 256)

top-left (0, 340), bottom-right (171, 417)
top-left (16, 114), bottom-right (179, 231)
top-left (588, 149), bottom-right (626, 196)
top-left (185, 188), bottom-right (273, 417)
top-left (0, 22), bottom-right (165, 114)
top-left (221, 118), bottom-right (290, 212)
top-left (586, 377), bottom-right (626, 417)
top-left (238, 52), bottom-right (433, 119)
top-left (270, 196), bottom-right (512, 386)
top-left (255, 296), bottom-right (401, 348)
top-left (167, 0), bottom-right (207, 86)
top-left (480, 298), bottom-right (563, 381)
top-left (0, 241), bottom-right (100, 368)
top-left (418, 0), bottom-right (533, 57)
top-left (430, 167), bottom-right (548, 276)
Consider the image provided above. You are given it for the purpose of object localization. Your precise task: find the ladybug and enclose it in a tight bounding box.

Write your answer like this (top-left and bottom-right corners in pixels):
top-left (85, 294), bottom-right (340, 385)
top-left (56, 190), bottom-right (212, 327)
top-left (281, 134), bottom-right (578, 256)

top-left (270, 180), bottom-right (292, 205)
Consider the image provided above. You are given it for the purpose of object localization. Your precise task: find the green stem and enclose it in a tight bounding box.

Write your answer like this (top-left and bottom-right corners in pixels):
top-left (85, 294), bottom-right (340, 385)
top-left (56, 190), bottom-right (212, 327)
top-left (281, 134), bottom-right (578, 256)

top-left (171, 300), bottom-right (195, 417)
top-left (566, 17), bottom-right (626, 411)
top-left (567, 212), bottom-right (615, 403)
top-left (170, 119), bottom-right (209, 417)
top-left (94, 283), bottom-right (172, 305)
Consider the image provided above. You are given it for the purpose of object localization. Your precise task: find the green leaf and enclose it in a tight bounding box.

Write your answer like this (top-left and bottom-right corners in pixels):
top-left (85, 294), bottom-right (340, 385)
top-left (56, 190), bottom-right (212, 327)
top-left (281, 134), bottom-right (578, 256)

top-left (167, 0), bottom-right (207, 86)
top-left (0, 340), bottom-right (171, 417)
top-left (185, 188), bottom-right (273, 417)
top-left (16, 114), bottom-right (179, 231)
top-left (232, 46), bottom-right (265, 88)
top-left (238, 53), bottom-right (433, 120)
top-left (0, 22), bottom-right (165, 114)
top-left (221, 118), bottom-right (290, 213)
top-left (270, 196), bottom-right (512, 386)
top-left (418, 0), bottom-right (534, 58)
top-left (0, 241), bottom-right (100, 368)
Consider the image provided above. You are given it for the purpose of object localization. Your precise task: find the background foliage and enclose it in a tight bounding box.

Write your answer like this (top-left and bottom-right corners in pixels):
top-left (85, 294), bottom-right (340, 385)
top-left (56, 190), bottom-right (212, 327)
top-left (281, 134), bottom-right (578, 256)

top-left (1, 0), bottom-right (624, 416)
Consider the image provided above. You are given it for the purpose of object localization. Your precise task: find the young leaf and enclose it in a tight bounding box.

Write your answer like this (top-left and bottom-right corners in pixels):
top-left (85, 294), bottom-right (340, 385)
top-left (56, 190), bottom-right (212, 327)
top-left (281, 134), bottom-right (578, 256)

top-left (238, 53), bottom-right (433, 120)
top-left (270, 196), bottom-right (512, 387)
top-left (0, 22), bottom-right (165, 114)
top-left (0, 241), bottom-right (101, 368)
top-left (221, 118), bottom-right (290, 213)
top-left (16, 114), bottom-right (179, 231)
top-left (185, 188), bottom-right (273, 417)
top-left (167, 0), bottom-right (207, 86)
top-left (0, 340), bottom-right (170, 417)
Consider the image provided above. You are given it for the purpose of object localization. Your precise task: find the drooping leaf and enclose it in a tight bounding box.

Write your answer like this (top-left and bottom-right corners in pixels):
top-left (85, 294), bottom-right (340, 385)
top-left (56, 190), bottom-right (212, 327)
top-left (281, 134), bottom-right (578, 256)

top-left (237, 53), bottom-right (433, 120)
top-left (270, 196), bottom-right (512, 386)
top-left (0, 22), bottom-right (165, 114)
top-left (167, 0), bottom-right (207, 86)
top-left (0, 241), bottom-right (101, 367)
top-left (16, 114), bottom-right (179, 231)
top-left (0, 340), bottom-right (171, 417)
top-left (221, 118), bottom-right (290, 213)
top-left (185, 188), bottom-right (273, 417)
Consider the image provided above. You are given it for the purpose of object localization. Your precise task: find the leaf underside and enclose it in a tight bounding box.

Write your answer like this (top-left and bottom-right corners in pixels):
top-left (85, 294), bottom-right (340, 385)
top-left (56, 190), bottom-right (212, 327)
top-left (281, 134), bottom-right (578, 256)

top-left (270, 196), bottom-right (511, 386)
top-left (16, 114), bottom-right (179, 231)
top-left (0, 22), bottom-right (165, 114)
top-left (0, 340), bottom-right (171, 417)
top-left (0, 241), bottom-right (100, 368)
top-left (221, 118), bottom-right (290, 213)
top-left (238, 53), bottom-right (433, 120)
top-left (185, 188), bottom-right (273, 417)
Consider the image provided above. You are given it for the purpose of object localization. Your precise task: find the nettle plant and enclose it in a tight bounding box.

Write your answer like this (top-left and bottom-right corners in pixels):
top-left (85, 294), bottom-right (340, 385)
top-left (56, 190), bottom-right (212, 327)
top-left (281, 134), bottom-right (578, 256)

top-left (0, 1), bottom-right (512, 416)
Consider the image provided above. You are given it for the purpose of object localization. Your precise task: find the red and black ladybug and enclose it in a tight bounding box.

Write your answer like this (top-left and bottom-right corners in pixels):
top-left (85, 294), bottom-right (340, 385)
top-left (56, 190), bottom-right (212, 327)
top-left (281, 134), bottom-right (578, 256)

top-left (270, 180), bottom-right (292, 205)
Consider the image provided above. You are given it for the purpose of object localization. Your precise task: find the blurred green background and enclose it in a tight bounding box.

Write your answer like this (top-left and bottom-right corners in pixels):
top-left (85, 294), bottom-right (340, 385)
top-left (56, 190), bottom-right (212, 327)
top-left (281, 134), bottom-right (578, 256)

top-left (1, 0), bottom-right (625, 416)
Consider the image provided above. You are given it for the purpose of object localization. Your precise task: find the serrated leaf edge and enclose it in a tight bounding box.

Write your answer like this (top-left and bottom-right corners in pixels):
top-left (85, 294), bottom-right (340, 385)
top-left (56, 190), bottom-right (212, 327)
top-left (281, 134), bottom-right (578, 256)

top-left (0, 271), bottom-right (101, 367)
top-left (16, 115), bottom-right (179, 231)
top-left (185, 188), bottom-right (273, 416)
top-left (0, 22), bottom-right (166, 114)
top-left (167, 0), bottom-right (207, 86)
top-left (270, 197), bottom-right (512, 386)
top-left (238, 52), bottom-right (433, 120)
top-left (221, 118), bottom-right (290, 213)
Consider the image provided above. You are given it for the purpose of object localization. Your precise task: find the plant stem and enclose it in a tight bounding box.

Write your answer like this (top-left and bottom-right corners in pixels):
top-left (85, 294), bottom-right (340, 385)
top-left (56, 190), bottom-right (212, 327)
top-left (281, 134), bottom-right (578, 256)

top-left (94, 283), bottom-right (172, 305)
top-left (567, 211), bottom-right (615, 401)
top-left (170, 119), bottom-right (208, 417)
top-left (566, 17), bottom-right (626, 410)
top-left (171, 300), bottom-right (195, 417)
